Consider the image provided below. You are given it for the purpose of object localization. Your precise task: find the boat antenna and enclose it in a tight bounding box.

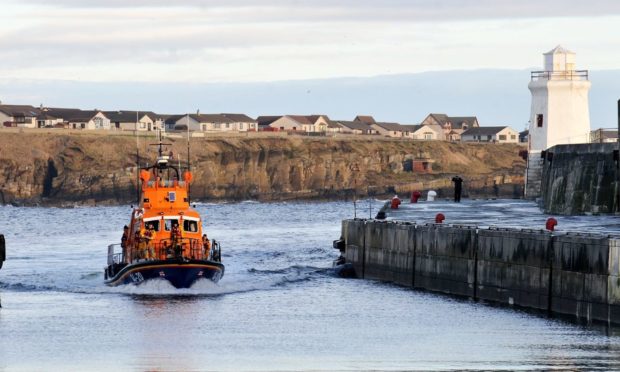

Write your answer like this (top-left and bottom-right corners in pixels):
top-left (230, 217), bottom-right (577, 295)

top-left (135, 111), bottom-right (140, 204)
top-left (187, 113), bottom-right (191, 203)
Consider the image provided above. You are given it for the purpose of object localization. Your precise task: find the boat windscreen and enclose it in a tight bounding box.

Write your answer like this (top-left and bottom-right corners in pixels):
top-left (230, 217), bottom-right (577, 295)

top-left (183, 220), bottom-right (198, 233)
top-left (144, 220), bottom-right (160, 231)
top-left (164, 219), bottom-right (179, 231)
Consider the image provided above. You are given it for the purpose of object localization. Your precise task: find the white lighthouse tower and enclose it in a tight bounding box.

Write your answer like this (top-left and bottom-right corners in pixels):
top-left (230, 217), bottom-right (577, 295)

top-left (525, 45), bottom-right (591, 198)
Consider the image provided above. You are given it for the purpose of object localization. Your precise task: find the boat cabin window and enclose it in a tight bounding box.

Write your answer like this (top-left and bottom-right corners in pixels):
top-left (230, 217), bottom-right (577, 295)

top-left (183, 220), bottom-right (198, 233)
top-left (144, 220), bottom-right (160, 231)
top-left (164, 219), bottom-right (179, 231)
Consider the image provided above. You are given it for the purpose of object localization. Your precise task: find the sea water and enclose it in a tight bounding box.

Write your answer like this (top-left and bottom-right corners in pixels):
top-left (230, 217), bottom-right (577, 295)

top-left (1, 200), bottom-right (620, 371)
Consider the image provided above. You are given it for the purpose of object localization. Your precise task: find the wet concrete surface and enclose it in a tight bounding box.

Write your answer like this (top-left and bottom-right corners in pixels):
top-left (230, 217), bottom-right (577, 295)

top-left (385, 198), bottom-right (620, 235)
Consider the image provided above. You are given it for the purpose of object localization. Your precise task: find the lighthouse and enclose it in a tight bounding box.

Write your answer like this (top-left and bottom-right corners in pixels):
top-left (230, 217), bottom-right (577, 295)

top-left (525, 45), bottom-right (591, 199)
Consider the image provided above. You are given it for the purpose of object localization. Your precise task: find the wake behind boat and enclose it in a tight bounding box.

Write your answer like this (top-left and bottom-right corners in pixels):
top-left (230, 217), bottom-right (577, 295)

top-left (104, 135), bottom-right (224, 288)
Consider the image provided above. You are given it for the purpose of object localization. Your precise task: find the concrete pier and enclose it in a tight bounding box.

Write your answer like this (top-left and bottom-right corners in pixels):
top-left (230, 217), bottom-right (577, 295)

top-left (341, 219), bottom-right (620, 325)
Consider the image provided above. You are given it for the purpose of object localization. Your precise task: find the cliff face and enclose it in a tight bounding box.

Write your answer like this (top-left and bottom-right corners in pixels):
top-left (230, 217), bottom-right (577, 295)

top-left (0, 132), bottom-right (525, 205)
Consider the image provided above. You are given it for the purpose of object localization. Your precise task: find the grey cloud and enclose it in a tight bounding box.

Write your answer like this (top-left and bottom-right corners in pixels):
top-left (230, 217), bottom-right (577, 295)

top-left (13, 0), bottom-right (620, 20)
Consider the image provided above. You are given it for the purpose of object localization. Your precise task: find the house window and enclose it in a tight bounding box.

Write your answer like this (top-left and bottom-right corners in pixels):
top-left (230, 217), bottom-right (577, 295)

top-left (215, 123), bottom-right (221, 129)
top-left (536, 114), bottom-right (543, 127)
top-left (239, 123), bottom-right (244, 130)
top-left (424, 133), bottom-right (433, 140)
top-left (499, 135), bottom-right (507, 141)
top-left (487, 135), bottom-right (492, 141)
top-left (225, 123), bottom-right (230, 129)
top-left (510, 135), bottom-right (516, 140)
top-left (202, 124), bottom-right (206, 131)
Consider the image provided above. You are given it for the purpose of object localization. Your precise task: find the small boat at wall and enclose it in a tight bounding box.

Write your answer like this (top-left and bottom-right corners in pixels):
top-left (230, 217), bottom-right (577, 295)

top-left (104, 137), bottom-right (224, 288)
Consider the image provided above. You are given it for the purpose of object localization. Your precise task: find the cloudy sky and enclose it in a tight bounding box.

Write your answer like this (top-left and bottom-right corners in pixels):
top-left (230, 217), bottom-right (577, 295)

top-left (2, 0), bottom-right (620, 83)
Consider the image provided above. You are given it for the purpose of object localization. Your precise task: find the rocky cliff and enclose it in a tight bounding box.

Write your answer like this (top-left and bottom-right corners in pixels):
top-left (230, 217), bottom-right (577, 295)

top-left (0, 131), bottom-right (525, 205)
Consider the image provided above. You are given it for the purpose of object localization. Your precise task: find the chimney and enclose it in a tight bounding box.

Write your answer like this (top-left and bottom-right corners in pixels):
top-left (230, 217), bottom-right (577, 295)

top-left (196, 109), bottom-right (200, 115)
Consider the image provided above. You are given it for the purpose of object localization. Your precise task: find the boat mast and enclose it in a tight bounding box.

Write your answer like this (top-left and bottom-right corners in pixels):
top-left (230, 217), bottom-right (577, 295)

top-left (187, 113), bottom-right (191, 203)
top-left (135, 111), bottom-right (140, 204)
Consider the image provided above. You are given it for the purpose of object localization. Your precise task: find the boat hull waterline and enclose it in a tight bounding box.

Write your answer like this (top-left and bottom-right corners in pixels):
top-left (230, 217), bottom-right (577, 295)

top-left (105, 259), bottom-right (225, 288)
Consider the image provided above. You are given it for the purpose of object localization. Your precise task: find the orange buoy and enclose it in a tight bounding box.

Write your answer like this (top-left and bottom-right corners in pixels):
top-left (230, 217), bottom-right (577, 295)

top-left (410, 191), bottom-right (421, 203)
top-left (546, 217), bottom-right (558, 231)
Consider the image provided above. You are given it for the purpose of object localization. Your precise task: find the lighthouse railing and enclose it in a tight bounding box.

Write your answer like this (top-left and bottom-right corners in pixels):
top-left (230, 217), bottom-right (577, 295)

top-left (530, 70), bottom-right (588, 81)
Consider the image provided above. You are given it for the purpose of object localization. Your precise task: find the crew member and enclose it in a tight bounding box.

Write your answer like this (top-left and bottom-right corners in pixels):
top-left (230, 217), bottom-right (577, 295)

top-left (121, 225), bottom-right (129, 261)
top-left (171, 223), bottom-right (182, 258)
top-left (134, 230), bottom-right (147, 261)
top-left (144, 224), bottom-right (156, 260)
top-left (451, 175), bottom-right (464, 203)
top-left (202, 234), bottom-right (211, 259)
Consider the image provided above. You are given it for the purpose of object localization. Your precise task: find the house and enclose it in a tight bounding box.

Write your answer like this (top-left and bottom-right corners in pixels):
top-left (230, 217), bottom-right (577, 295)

top-left (460, 126), bottom-right (519, 143)
top-left (173, 114), bottom-right (234, 132)
top-left (371, 122), bottom-right (406, 138)
top-left (0, 104), bottom-right (41, 128)
top-left (590, 129), bottom-right (618, 143)
top-left (65, 111), bottom-right (110, 130)
top-left (335, 120), bottom-right (376, 135)
top-left (256, 115), bottom-right (331, 132)
top-left (400, 124), bottom-right (444, 140)
top-left (519, 130), bottom-right (529, 143)
top-left (104, 111), bottom-right (160, 131)
top-left (220, 113), bottom-right (258, 131)
top-left (421, 113), bottom-right (480, 141)
top-left (354, 115), bottom-right (376, 125)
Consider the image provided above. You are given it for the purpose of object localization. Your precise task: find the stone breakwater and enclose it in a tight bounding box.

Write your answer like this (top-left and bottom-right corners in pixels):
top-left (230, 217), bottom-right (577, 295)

top-left (341, 219), bottom-right (620, 325)
top-left (0, 132), bottom-right (525, 205)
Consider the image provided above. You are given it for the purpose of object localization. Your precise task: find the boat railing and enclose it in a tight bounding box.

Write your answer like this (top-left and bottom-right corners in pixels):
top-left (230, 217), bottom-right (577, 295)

top-left (149, 237), bottom-right (207, 261)
top-left (107, 243), bottom-right (124, 265)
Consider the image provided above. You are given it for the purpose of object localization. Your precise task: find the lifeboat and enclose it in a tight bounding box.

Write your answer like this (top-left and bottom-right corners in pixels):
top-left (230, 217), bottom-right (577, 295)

top-left (104, 138), bottom-right (224, 288)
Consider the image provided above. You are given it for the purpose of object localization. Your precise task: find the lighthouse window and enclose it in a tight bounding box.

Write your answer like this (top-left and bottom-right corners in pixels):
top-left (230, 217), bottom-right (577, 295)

top-left (537, 114), bottom-right (544, 127)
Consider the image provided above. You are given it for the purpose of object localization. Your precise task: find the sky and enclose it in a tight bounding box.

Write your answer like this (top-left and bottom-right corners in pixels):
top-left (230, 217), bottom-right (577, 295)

top-left (1, 0), bottom-right (619, 125)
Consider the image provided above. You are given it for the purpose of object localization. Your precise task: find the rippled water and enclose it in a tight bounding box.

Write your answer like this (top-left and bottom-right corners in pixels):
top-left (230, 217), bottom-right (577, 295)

top-left (1, 200), bottom-right (620, 371)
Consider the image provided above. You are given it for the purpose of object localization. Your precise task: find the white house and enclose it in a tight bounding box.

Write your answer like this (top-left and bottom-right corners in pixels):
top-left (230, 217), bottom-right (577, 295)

top-left (220, 113), bottom-right (258, 131)
top-left (371, 122), bottom-right (406, 138)
top-left (335, 120), bottom-right (376, 135)
top-left (401, 124), bottom-right (444, 140)
top-left (104, 111), bottom-right (159, 131)
top-left (460, 126), bottom-right (519, 143)
top-left (0, 104), bottom-right (40, 128)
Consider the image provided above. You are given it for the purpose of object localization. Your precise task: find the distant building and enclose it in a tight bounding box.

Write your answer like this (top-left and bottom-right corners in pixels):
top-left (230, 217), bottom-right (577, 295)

top-left (354, 115), bottom-right (377, 125)
top-left (421, 113), bottom-right (479, 141)
top-left (335, 120), bottom-right (376, 135)
top-left (371, 122), bottom-right (406, 138)
top-left (220, 113), bottom-right (258, 131)
top-left (519, 130), bottom-right (529, 143)
top-left (461, 126), bottom-right (519, 143)
top-left (400, 124), bottom-right (444, 140)
top-left (590, 129), bottom-right (618, 143)
top-left (103, 111), bottom-right (163, 131)
top-left (173, 114), bottom-right (233, 132)
top-left (256, 115), bottom-right (332, 133)
top-left (0, 104), bottom-right (41, 128)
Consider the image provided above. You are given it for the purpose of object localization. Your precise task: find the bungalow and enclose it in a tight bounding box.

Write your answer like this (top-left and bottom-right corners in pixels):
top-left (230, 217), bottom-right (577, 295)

top-left (371, 122), bottom-right (406, 138)
top-left (335, 120), bottom-right (376, 135)
top-left (354, 115), bottom-right (376, 125)
top-left (590, 129), bottom-right (618, 143)
top-left (257, 115), bottom-right (303, 131)
top-left (256, 114), bottom-right (333, 133)
top-left (220, 113), bottom-right (258, 131)
top-left (104, 111), bottom-right (159, 131)
top-left (421, 113), bottom-right (480, 141)
top-left (0, 104), bottom-right (40, 128)
top-left (53, 110), bottom-right (110, 130)
top-left (461, 126), bottom-right (519, 143)
top-left (173, 114), bottom-right (234, 132)
top-left (400, 124), bottom-right (444, 140)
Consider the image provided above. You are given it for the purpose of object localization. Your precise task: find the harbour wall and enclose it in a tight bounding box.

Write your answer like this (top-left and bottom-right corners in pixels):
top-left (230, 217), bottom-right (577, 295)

top-left (541, 143), bottom-right (618, 215)
top-left (341, 219), bottom-right (620, 325)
